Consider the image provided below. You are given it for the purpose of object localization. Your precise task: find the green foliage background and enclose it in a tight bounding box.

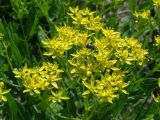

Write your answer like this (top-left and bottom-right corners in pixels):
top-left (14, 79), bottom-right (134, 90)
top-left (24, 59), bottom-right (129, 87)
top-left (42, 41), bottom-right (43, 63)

top-left (0, 0), bottom-right (160, 120)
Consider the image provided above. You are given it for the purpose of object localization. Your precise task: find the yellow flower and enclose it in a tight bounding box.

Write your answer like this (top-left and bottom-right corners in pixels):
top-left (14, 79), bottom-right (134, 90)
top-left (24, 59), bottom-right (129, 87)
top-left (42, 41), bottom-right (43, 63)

top-left (134, 10), bottom-right (150, 19)
top-left (153, 0), bottom-right (160, 6)
top-left (82, 71), bottom-right (129, 103)
top-left (68, 7), bottom-right (102, 31)
top-left (82, 78), bottom-right (95, 96)
top-left (0, 82), bottom-right (11, 102)
top-left (13, 62), bottom-right (63, 94)
top-left (42, 26), bottom-right (89, 59)
top-left (115, 37), bottom-right (148, 65)
top-left (49, 90), bottom-right (69, 103)
top-left (154, 35), bottom-right (160, 46)
top-left (68, 48), bottom-right (96, 79)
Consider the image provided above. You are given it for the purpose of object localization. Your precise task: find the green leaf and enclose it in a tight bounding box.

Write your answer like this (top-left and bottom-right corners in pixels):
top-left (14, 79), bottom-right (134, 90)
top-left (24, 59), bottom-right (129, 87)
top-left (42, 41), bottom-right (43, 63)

top-left (0, 19), bottom-right (4, 32)
top-left (0, 64), bottom-right (9, 72)
top-left (27, 15), bottom-right (38, 39)
top-left (38, 26), bottom-right (48, 40)
top-left (4, 22), bottom-right (22, 67)
top-left (5, 94), bottom-right (24, 120)
top-left (129, 0), bottom-right (135, 12)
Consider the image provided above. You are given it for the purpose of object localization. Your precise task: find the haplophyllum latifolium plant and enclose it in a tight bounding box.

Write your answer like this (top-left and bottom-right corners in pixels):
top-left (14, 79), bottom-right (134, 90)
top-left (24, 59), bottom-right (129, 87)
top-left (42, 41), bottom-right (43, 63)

top-left (13, 6), bottom-right (148, 118)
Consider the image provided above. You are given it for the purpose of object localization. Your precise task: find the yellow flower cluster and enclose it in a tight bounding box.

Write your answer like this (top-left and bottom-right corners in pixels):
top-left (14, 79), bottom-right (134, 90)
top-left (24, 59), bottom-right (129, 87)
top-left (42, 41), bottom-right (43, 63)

top-left (68, 6), bottom-right (102, 30)
top-left (134, 10), bottom-right (150, 19)
top-left (67, 7), bottom-right (148, 103)
top-left (154, 35), bottom-right (160, 46)
top-left (13, 62), bottom-right (69, 103)
top-left (116, 37), bottom-right (148, 65)
top-left (13, 62), bottom-right (63, 94)
top-left (49, 90), bottom-right (69, 103)
top-left (66, 28), bottom-right (147, 103)
top-left (0, 82), bottom-right (11, 102)
top-left (82, 72), bottom-right (129, 103)
top-left (13, 7), bottom-right (148, 104)
top-left (153, 0), bottom-right (160, 6)
top-left (42, 26), bottom-right (88, 59)
top-left (68, 48), bottom-right (96, 80)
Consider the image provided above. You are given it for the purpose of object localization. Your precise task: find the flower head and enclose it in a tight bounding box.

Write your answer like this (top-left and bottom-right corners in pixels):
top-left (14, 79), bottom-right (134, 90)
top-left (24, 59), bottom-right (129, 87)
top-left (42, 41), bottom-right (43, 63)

top-left (0, 82), bottom-right (11, 102)
top-left (154, 35), bottom-right (160, 46)
top-left (134, 10), bottom-right (150, 19)
top-left (153, 0), bottom-right (160, 6)
top-left (49, 90), bottom-right (69, 103)
top-left (68, 7), bottom-right (102, 31)
top-left (13, 62), bottom-right (63, 94)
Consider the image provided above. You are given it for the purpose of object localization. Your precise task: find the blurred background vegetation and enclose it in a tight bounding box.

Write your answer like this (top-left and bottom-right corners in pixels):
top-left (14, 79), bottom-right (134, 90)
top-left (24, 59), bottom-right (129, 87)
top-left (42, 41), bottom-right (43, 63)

top-left (0, 0), bottom-right (160, 120)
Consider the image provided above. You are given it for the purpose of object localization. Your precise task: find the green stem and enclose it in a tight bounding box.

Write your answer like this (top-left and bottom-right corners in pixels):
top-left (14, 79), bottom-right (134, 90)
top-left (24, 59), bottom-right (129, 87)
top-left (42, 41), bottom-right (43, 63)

top-left (20, 19), bottom-right (30, 59)
top-left (6, 82), bottom-right (21, 88)
top-left (86, 106), bottom-right (96, 120)
top-left (65, 51), bottom-right (71, 80)
top-left (1, 41), bottom-right (13, 70)
top-left (135, 96), bottom-right (153, 120)
top-left (49, 104), bottom-right (75, 120)
top-left (84, 96), bottom-right (89, 118)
